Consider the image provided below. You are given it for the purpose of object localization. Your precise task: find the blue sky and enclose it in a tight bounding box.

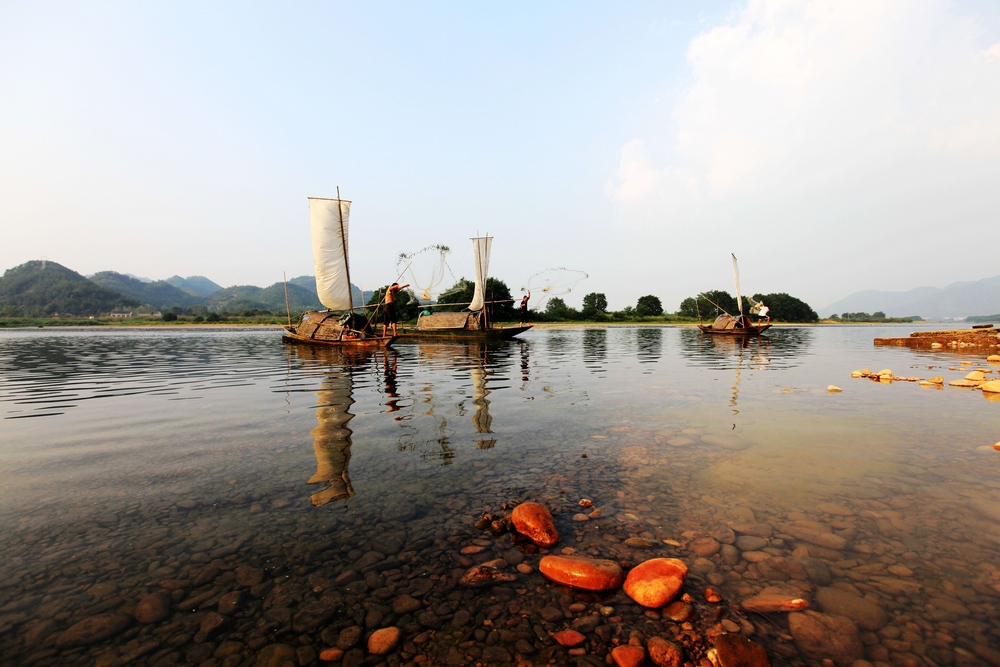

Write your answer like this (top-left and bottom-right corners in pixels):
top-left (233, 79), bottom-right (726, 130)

top-left (2, 1), bottom-right (998, 313)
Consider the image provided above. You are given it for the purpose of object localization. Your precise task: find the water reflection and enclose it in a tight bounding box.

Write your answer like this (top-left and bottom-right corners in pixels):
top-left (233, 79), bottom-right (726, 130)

top-left (583, 329), bottom-right (607, 374)
top-left (286, 345), bottom-right (370, 507)
top-left (635, 327), bottom-right (663, 367)
top-left (678, 326), bottom-right (812, 370)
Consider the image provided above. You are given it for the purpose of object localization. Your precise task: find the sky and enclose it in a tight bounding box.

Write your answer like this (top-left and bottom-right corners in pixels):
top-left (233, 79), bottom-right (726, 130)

top-left (2, 0), bottom-right (999, 313)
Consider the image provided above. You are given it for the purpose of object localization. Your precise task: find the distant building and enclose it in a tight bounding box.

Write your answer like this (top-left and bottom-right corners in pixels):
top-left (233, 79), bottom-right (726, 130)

top-left (110, 311), bottom-right (133, 318)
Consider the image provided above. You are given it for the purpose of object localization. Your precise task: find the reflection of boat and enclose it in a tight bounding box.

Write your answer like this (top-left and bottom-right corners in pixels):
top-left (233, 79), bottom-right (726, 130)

top-left (698, 254), bottom-right (771, 336)
top-left (283, 191), bottom-right (396, 348)
top-left (396, 236), bottom-right (531, 340)
top-left (287, 345), bottom-right (373, 507)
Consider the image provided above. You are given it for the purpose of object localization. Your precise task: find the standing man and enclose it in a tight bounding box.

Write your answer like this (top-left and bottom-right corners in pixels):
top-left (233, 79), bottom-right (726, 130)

top-left (382, 282), bottom-right (410, 336)
top-left (519, 290), bottom-right (531, 327)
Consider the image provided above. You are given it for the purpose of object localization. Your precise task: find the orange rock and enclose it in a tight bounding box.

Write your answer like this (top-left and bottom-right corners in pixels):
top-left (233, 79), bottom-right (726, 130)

top-left (554, 629), bottom-right (586, 646)
top-left (460, 545), bottom-right (485, 555)
top-left (319, 648), bottom-right (344, 661)
top-left (647, 636), bottom-right (684, 667)
top-left (741, 586), bottom-right (809, 613)
top-left (539, 555), bottom-right (624, 591)
top-left (611, 644), bottom-right (647, 667)
top-left (511, 502), bottom-right (559, 547)
top-left (623, 558), bottom-right (688, 608)
top-left (367, 626), bottom-right (401, 655)
top-left (704, 587), bottom-right (722, 603)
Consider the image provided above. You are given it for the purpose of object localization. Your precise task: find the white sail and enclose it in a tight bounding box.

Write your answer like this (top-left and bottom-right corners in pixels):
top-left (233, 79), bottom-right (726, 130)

top-left (309, 197), bottom-right (353, 311)
top-left (469, 236), bottom-right (492, 312)
top-left (731, 253), bottom-right (744, 317)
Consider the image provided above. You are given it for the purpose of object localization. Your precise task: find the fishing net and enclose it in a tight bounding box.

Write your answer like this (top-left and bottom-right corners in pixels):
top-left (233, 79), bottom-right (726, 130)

top-left (520, 268), bottom-right (589, 308)
top-left (396, 244), bottom-right (455, 303)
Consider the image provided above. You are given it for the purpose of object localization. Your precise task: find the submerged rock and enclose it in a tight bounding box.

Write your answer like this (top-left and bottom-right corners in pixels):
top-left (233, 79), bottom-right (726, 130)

top-left (458, 565), bottom-right (517, 587)
top-left (741, 586), bottom-right (810, 613)
top-left (623, 558), bottom-right (688, 608)
top-left (554, 629), bottom-right (585, 646)
top-left (648, 636), bottom-right (684, 667)
top-left (714, 634), bottom-right (771, 667)
top-left (814, 587), bottom-right (887, 631)
top-left (368, 627), bottom-right (401, 655)
top-left (788, 610), bottom-right (863, 666)
top-left (56, 613), bottom-right (132, 648)
top-left (540, 554), bottom-right (624, 591)
top-left (611, 644), bottom-right (646, 667)
top-left (511, 502), bottom-right (559, 547)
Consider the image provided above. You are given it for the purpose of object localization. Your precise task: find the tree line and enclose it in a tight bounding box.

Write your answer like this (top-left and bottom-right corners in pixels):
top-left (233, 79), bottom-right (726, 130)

top-left (361, 278), bottom-right (819, 324)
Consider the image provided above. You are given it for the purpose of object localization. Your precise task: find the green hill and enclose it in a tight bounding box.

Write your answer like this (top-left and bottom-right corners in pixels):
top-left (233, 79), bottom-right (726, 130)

top-left (166, 275), bottom-right (222, 297)
top-left (0, 261), bottom-right (137, 317)
top-left (287, 275), bottom-right (372, 308)
top-left (201, 282), bottom-right (320, 313)
top-left (89, 271), bottom-right (200, 309)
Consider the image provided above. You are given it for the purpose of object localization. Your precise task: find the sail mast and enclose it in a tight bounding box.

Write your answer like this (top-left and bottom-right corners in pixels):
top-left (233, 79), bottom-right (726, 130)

top-left (338, 186), bottom-right (353, 311)
top-left (732, 253), bottom-right (744, 318)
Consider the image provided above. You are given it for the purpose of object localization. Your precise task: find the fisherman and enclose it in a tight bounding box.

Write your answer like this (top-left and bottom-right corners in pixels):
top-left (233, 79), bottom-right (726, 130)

top-left (758, 303), bottom-right (770, 323)
top-left (519, 290), bottom-right (531, 326)
top-left (382, 282), bottom-right (410, 337)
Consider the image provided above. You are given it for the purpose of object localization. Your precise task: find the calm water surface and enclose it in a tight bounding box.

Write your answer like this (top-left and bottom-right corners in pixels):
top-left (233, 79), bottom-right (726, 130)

top-left (1, 326), bottom-right (999, 666)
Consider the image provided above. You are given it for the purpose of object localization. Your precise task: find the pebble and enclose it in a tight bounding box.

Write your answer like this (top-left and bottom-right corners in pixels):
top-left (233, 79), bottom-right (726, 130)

top-left (714, 634), bottom-right (771, 667)
top-left (611, 644), bottom-right (647, 667)
top-left (647, 636), bottom-right (684, 667)
top-left (741, 586), bottom-right (810, 613)
top-left (367, 626), bottom-right (401, 655)
top-left (623, 558), bottom-right (688, 608)
top-left (788, 610), bottom-right (863, 665)
top-left (827, 385), bottom-right (842, 392)
top-left (511, 502), bottom-right (559, 547)
top-left (134, 592), bottom-right (171, 624)
top-left (554, 629), bottom-right (586, 646)
top-left (55, 613), bottom-right (132, 648)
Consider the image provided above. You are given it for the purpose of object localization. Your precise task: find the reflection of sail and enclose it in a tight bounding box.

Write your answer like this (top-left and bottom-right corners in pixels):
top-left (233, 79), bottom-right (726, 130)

top-left (308, 367), bottom-right (356, 507)
top-left (471, 362), bottom-right (492, 435)
top-left (285, 344), bottom-right (371, 507)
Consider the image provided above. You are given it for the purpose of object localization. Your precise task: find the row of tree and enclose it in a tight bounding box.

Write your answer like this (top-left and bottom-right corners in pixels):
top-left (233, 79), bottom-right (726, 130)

top-left (677, 290), bottom-right (818, 322)
top-left (360, 278), bottom-right (819, 324)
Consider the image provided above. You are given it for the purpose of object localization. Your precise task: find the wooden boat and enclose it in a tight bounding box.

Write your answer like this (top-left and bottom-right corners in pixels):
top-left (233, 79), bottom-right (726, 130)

top-left (394, 235), bottom-right (532, 341)
top-left (283, 191), bottom-right (395, 348)
top-left (697, 254), bottom-right (771, 336)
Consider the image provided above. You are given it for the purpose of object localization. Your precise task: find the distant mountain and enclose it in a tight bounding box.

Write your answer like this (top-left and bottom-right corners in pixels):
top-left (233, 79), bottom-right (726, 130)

top-left (166, 275), bottom-right (222, 297)
top-left (823, 274), bottom-right (1000, 319)
top-left (0, 260), bottom-right (382, 317)
top-left (89, 271), bottom-right (200, 309)
top-left (0, 261), bottom-right (136, 317)
top-left (288, 275), bottom-right (373, 306)
top-left (202, 282), bottom-right (324, 313)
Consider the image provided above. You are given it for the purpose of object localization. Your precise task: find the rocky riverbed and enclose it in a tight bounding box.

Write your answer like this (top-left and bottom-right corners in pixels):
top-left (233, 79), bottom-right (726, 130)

top-left (3, 328), bottom-right (1000, 666)
top-left (3, 434), bottom-right (1000, 667)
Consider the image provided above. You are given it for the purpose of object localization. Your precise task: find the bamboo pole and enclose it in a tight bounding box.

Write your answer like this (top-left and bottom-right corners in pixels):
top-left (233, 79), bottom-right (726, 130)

top-left (283, 272), bottom-right (291, 328)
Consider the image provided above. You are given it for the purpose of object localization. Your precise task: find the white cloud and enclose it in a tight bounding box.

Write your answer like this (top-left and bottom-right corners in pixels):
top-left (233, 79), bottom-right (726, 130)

top-left (607, 0), bottom-right (1000, 308)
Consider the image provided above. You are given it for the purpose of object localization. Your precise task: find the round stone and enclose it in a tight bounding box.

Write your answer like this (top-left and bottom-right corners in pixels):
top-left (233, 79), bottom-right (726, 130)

top-left (367, 626), bottom-right (401, 655)
top-left (623, 558), bottom-right (688, 608)
top-left (539, 555), bottom-right (624, 591)
top-left (511, 502), bottom-right (559, 548)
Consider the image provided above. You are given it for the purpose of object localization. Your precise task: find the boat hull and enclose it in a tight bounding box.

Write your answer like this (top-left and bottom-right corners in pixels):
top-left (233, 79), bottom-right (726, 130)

top-left (394, 325), bottom-right (532, 341)
top-left (698, 323), bottom-right (771, 336)
top-left (282, 329), bottom-right (396, 348)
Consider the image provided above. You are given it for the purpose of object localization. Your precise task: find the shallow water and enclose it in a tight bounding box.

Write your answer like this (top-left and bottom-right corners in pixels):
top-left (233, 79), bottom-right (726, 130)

top-left (1, 325), bottom-right (999, 666)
